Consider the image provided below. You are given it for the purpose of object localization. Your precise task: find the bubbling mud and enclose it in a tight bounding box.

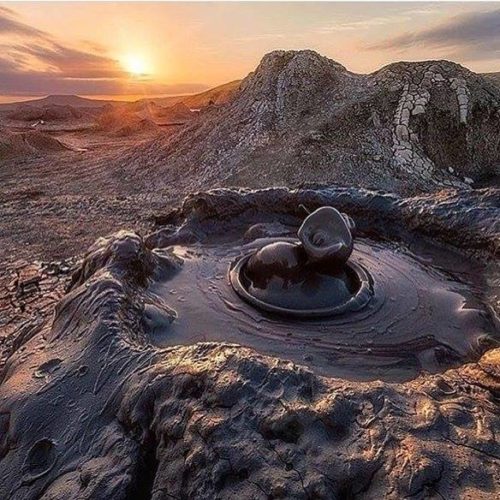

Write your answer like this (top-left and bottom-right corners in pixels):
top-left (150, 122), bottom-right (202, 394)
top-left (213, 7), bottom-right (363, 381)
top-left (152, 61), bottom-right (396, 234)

top-left (148, 235), bottom-right (498, 381)
top-left (229, 240), bottom-right (372, 317)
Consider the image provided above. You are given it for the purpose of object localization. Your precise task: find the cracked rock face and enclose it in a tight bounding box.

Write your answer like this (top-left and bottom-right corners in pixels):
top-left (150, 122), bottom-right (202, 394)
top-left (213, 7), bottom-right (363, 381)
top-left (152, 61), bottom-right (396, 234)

top-left (0, 187), bottom-right (499, 499)
top-left (122, 50), bottom-right (500, 195)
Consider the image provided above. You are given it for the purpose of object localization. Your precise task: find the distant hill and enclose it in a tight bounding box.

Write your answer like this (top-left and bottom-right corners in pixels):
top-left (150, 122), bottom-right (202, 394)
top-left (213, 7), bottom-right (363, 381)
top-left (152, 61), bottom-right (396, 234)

top-left (0, 95), bottom-right (127, 110)
top-left (131, 82), bottom-right (240, 109)
top-left (482, 72), bottom-right (500, 87)
top-left (182, 80), bottom-right (241, 108)
top-left (0, 81), bottom-right (241, 112)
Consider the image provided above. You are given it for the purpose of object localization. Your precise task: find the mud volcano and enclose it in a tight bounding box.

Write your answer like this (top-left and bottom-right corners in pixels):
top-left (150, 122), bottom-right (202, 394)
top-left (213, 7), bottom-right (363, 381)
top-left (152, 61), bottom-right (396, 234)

top-left (230, 207), bottom-right (371, 317)
top-left (1, 187), bottom-right (499, 499)
top-left (146, 188), bottom-right (499, 382)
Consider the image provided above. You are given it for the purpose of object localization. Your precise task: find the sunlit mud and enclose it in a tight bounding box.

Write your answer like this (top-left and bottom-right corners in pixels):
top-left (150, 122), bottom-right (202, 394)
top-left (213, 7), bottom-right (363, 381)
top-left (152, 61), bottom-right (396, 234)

top-left (148, 235), bottom-right (497, 381)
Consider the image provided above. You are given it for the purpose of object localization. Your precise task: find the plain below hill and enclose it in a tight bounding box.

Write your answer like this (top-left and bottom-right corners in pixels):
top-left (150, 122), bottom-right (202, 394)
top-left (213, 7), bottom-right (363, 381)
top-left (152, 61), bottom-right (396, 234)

top-left (0, 80), bottom-right (240, 113)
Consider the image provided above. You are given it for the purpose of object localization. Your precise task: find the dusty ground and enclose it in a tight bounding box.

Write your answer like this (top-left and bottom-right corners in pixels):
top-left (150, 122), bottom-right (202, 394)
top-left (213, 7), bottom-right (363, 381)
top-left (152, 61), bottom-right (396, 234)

top-left (0, 49), bottom-right (499, 498)
top-left (0, 187), bottom-right (498, 499)
top-left (0, 122), bottom-right (185, 264)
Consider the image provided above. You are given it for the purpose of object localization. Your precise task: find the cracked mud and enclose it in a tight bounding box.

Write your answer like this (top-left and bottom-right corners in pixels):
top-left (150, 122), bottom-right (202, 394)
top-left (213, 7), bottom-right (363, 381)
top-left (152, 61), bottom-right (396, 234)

top-left (0, 187), bottom-right (499, 499)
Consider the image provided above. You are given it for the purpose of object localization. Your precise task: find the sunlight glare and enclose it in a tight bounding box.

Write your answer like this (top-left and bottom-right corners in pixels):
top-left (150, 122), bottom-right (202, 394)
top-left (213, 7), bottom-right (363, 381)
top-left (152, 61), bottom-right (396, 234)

top-left (122, 54), bottom-right (151, 77)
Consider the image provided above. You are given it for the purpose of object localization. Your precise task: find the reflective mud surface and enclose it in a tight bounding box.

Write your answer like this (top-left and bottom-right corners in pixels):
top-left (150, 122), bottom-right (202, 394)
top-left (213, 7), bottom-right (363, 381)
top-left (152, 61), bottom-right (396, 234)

top-left (230, 241), bottom-right (371, 317)
top-left (1, 187), bottom-right (499, 499)
top-left (148, 236), bottom-right (498, 381)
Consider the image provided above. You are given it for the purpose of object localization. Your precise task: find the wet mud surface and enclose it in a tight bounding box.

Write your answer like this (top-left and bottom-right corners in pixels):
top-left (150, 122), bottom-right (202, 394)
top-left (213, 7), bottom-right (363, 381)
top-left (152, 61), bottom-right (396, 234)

top-left (0, 186), bottom-right (499, 499)
top-left (148, 235), bottom-right (497, 381)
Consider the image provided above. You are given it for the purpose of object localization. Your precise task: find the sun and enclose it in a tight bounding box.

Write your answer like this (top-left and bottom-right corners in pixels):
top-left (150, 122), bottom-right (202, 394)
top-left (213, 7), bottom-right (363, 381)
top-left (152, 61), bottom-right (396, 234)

top-left (122, 54), bottom-right (150, 77)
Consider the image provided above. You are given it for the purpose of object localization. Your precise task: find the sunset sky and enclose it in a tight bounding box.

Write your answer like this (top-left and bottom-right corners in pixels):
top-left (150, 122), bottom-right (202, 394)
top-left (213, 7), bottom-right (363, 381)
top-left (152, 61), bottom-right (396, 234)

top-left (0, 2), bottom-right (499, 100)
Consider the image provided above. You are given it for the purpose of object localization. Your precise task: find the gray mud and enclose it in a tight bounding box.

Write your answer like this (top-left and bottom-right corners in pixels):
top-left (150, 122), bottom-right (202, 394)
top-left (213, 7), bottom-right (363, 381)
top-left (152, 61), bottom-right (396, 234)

top-left (149, 237), bottom-right (497, 381)
top-left (0, 186), bottom-right (499, 499)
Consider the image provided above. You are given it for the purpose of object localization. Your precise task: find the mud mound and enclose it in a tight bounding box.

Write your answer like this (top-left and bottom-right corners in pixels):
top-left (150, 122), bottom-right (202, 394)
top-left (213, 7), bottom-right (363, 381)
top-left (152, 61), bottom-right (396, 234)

top-left (156, 101), bottom-right (194, 121)
top-left (7, 104), bottom-right (83, 121)
top-left (0, 187), bottom-right (498, 498)
top-left (113, 118), bottom-right (159, 137)
top-left (96, 107), bottom-right (160, 136)
top-left (0, 129), bottom-right (71, 158)
top-left (0, 129), bottom-right (33, 157)
top-left (22, 131), bottom-right (71, 152)
top-left (126, 101), bottom-right (194, 123)
top-left (125, 100), bottom-right (160, 120)
top-left (124, 50), bottom-right (500, 195)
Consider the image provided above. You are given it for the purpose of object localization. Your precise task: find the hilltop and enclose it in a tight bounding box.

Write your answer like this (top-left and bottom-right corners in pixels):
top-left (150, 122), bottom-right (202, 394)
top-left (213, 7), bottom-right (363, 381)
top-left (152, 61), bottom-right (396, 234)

top-left (122, 50), bottom-right (500, 194)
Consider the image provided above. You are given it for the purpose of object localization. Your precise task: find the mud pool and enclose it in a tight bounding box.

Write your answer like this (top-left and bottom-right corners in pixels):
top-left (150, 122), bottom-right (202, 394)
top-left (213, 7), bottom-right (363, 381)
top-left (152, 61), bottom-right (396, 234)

top-left (1, 187), bottom-right (499, 499)
top-left (147, 236), bottom-right (498, 381)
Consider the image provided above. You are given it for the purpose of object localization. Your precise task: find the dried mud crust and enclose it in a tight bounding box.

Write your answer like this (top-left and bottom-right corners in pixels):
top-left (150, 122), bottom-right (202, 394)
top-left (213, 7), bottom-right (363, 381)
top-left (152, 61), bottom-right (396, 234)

top-left (123, 50), bottom-right (500, 195)
top-left (0, 188), bottom-right (499, 499)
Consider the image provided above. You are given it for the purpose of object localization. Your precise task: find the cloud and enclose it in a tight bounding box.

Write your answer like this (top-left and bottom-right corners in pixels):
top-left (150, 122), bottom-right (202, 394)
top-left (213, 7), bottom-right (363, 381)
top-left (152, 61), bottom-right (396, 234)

top-left (0, 7), bottom-right (207, 96)
top-left (0, 6), bottom-right (128, 93)
top-left (0, 64), bottom-right (207, 96)
top-left (317, 16), bottom-right (404, 34)
top-left (11, 43), bottom-right (126, 79)
top-left (316, 8), bottom-right (438, 35)
top-left (0, 6), bottom-right (50, 40)
top-left (368, 8), bottom-right (500, 61)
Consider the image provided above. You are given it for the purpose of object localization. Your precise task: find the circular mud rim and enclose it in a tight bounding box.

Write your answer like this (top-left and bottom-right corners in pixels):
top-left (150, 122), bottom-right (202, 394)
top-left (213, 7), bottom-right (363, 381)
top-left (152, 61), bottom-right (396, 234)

top-left (229, 253), bottom-right (373, 319)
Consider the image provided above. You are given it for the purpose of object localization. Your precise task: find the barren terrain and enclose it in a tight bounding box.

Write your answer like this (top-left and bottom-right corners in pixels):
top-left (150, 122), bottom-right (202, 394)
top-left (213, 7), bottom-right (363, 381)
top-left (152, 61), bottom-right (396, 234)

top-left (1, 50), bottom-right (499, 264)
top-left (0, 50), bottom-right (499, 499)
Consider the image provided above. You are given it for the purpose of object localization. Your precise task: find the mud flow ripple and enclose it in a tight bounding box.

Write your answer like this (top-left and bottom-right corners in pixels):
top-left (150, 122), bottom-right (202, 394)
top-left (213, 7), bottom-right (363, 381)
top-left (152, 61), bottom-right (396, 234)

top-left (145, 195), bottom-right (499, 382)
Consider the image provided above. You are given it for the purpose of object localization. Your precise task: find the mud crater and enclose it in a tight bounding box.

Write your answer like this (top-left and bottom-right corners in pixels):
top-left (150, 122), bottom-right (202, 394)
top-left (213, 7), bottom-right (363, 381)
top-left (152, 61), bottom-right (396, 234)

top-left (147, 216), bottom-right (498, 382)
top-left (1, 187), bottom-right (499, 499)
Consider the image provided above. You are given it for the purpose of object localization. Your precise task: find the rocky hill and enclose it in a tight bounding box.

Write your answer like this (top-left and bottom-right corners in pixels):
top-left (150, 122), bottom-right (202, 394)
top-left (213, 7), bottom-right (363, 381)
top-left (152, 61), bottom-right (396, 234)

top-left (123, 50), bottom-right (500, 194)
top-left (482, 72), bottom-right (500, 88)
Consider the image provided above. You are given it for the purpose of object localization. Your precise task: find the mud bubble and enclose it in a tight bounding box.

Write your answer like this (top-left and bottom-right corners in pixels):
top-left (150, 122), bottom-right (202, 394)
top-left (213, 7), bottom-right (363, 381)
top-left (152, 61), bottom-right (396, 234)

top-left (146, 188), bottom-right (499, 382)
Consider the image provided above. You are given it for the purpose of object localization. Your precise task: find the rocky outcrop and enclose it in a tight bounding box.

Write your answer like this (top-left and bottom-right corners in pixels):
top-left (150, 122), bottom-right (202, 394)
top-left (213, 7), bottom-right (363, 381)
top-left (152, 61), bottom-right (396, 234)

top-left (123, 50), bottom-right (500, 195)
top-left (0, 187), bottom-right (498, 499)
top-left (371, 61), bottom-right (499, 185)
